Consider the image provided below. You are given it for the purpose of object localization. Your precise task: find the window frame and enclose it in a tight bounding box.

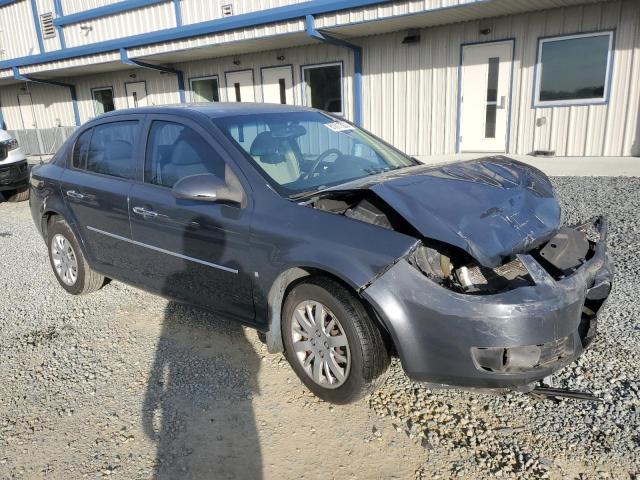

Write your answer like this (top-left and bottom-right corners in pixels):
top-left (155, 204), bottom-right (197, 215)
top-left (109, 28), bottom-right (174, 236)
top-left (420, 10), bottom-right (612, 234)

top-left (70, 127), bottom-right (94, 171)
top-left (533, 30), bottom-right (615, 108)
top-left (91, 86), bottom-right (115, 116)
top-left (300, 61), bottom-right (344, 116)
top-left (189, 75), bottom-right (221, 103)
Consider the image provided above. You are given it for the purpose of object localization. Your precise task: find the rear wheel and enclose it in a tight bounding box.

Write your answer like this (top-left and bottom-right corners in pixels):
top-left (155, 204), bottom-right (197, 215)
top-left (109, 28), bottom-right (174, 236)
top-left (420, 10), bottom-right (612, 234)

top-left (282, 277), bottom-right (389, 404)
top-left (47, 217), bottom-right (105, 295)
top-left (5, 187), bottom-right (29, 202)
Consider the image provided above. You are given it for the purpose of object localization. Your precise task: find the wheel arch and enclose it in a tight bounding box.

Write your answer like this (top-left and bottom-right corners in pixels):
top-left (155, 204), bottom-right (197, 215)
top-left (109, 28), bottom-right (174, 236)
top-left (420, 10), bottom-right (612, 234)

top-left (264, 266), bottom-right (395, 355)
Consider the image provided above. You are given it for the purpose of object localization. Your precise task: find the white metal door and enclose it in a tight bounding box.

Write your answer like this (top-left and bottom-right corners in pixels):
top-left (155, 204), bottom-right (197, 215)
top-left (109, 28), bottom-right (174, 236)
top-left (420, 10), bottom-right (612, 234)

top-left (17, 93), bottom-right (37, 129)
top-left (261, 66), bottom-right (294, 105)
top-left (459, 41), bottom-right (513, 152)
top-left (225, 70), bottom-right (255, 102)
top-left (125, 81), bottom-right (148, 108)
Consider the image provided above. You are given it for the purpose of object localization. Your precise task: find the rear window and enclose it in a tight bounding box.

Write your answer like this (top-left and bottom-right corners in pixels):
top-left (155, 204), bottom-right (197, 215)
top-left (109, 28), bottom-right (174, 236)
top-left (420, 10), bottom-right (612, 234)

top-left (86, 121), bottom-right (139, 179)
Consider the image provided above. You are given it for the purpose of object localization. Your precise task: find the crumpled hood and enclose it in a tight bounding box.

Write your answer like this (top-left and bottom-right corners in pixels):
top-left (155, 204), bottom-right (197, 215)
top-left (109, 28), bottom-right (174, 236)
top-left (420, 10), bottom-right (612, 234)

top-left (337, 156), bottom-right (561, 268)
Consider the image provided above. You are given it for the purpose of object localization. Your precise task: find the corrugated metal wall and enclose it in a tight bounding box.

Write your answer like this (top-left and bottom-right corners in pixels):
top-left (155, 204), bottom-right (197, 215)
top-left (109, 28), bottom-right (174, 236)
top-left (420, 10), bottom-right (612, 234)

top-left (62, 2), bottom-right (177, 48)
top-left (63, 0), bottom-right (120, 15)
top-left (360, 0), bottom-right (640, 157)
top-left (181, 0), bottom-right (306, 25)
top-left (0, 82), bottom-right (75, 128)
top-left (0, 0), bottom-right (41, 59)
top-left (34, 0), bottom-right (63, 52)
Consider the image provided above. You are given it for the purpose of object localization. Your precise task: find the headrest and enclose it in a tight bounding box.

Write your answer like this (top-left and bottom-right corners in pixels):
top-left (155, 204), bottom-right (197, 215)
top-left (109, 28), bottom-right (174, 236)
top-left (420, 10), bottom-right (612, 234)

top-left (249, 132), bottom-right (279, 156)
top-left (171, 139), bottom-right (202, 166)
top-left (109, 139), bottom-right (132, 161)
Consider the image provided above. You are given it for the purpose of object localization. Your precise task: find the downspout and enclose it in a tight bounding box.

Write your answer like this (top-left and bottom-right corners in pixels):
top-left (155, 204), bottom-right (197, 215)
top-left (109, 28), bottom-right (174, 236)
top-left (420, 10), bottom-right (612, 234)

top-left (12, 67), bottom-right (80, 126)
top-left (119, 48), bottom-right (186, 103)
top-left (304, 14), bottom-right (362, 127)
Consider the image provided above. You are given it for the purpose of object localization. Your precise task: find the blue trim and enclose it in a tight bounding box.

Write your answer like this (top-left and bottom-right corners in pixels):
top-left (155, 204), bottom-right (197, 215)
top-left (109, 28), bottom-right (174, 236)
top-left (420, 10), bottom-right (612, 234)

top-left (305, 15), bottom-right (362, 126)
top-left (0, 0), bottom-right (397, 69)
top-left (0, 0), bottom-right (21, 7)
top-left (53, 0), bottom-right (168, 27)
top-left (13, 67), bottom-right (80, 126)
top-left (0, 104), bottom-right (5, 130)
top-left (29, 0), bottom-right (45, 53)
top-left (172, 0), bottom-right (182, 27)
top-left (120, 48), bottom-right (185, 103)
top-left (53, 0), bottom-right (66, 49)
top-left (532, 30), bottom-right (616, 109)
top-left (456, 39), bottom-right (516, 154)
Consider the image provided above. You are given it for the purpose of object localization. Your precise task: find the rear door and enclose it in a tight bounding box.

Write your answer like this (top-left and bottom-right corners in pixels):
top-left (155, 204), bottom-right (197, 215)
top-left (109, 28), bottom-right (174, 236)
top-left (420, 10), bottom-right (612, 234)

top-left (59, 116), bottom-right (142, 278)
top-left (127, 114), bottom-right (255, 322)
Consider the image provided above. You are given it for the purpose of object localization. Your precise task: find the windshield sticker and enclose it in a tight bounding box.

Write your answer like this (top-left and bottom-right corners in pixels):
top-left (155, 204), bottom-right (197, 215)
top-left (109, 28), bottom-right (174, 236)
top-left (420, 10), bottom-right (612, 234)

top-left (324, 121), bottom-right (354, 132)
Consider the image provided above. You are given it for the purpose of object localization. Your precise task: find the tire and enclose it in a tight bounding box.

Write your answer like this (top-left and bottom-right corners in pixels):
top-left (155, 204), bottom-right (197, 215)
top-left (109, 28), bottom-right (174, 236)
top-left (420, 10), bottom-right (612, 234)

top-left (6, 187), bottom-right (29, 202)
top-left (282, 277), bottom-right (390, 404)
top-left (47, 217), bottom-right (105, 295)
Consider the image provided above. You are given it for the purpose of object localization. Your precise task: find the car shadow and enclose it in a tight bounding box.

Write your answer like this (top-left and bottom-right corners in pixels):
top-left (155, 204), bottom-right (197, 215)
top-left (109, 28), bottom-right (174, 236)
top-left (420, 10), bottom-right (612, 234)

top-left (142, 213), bottom-right (263, 479)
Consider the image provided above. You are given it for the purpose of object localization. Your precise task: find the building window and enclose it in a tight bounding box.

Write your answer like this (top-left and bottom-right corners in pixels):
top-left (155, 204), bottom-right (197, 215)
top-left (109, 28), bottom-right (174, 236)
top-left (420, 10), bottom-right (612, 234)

top-left (534, 31), bottom-right (613, 107)
top-left (302, 63), bottom-right (343, 114)
top-left (92, 87), bottom-right (115, 115)
top-left (190, 76), bottom-right (220, 102)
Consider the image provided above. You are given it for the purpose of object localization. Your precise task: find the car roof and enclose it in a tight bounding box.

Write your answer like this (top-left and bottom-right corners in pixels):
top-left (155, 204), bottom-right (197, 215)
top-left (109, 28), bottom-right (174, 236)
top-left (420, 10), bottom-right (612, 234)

top-left (95, 102), bottom-right (318, 121)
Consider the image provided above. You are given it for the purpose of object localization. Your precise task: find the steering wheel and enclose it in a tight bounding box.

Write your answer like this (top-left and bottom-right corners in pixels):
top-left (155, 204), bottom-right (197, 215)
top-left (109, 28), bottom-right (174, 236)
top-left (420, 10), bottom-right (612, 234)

top-left (304, 148), bottom-right (343, 180)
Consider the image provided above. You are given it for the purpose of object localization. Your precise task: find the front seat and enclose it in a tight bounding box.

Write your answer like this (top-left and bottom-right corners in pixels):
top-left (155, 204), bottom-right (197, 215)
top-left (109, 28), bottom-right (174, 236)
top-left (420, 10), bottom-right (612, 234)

top-left (249, 132), bottom-right (300, 184)
top-left (161, 131), bottom-right (222, 187)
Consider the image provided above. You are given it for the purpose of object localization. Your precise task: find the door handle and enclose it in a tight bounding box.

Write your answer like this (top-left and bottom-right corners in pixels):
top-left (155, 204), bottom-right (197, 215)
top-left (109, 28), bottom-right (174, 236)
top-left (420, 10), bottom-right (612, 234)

top-left (132, 206), bottom-right (167, 219)
top-left (66, 190), bottom-right (86, 200)
top-left (497, 95), bottom-right (507, 109)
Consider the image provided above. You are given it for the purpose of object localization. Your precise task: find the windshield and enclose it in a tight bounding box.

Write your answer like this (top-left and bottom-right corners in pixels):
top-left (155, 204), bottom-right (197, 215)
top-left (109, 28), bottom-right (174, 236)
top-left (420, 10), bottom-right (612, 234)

top-left (213, 111), bottom-right (416, 198)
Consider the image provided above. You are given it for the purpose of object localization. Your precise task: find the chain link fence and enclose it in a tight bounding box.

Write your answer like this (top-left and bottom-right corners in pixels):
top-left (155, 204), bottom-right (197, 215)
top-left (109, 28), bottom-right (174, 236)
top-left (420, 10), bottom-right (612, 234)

top-left (8, 127), bottom-right (77, 157)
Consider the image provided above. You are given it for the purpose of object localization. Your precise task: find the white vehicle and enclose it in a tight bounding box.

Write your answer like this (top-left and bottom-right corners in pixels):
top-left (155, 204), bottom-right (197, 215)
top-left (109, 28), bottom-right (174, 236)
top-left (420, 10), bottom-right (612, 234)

top-left (0, 129), bottom-right (29, 202)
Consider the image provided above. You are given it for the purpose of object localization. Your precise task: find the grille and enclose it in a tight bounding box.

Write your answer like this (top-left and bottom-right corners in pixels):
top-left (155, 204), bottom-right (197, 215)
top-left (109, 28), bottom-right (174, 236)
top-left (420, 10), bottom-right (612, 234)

top-left (40, 12), bottom-right (56, 39)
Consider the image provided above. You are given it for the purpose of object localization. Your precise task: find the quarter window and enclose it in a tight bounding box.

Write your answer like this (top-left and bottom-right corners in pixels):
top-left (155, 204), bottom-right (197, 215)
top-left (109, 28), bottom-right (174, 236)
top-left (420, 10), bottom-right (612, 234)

top-left (144, 121), bottom-right (226, 188)
top-left (72, 129), bottom-right (92, 169)
top-left (535, 32), bottom-right (613, 107)
top-left (190, 76), bottom-right (220, 102)
top-left (92, 87), bottom-right (115, 115)
top-left (86, 121), bottom-right (138, 179)
top-left (302, 63), bottom-right (343, 114)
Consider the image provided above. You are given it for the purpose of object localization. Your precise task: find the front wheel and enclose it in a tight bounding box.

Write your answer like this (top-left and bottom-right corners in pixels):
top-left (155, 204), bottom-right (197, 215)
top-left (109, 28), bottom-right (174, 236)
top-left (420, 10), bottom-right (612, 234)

top-left (282, 277), bottom-right (390, 404)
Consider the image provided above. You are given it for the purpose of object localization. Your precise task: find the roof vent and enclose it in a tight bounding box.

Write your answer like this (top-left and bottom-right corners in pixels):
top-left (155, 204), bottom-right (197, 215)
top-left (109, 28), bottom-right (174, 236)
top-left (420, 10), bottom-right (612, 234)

top-left (40, 12), bottom-right (56, 39)
top-left (221, 4), bottom-right (233, 17)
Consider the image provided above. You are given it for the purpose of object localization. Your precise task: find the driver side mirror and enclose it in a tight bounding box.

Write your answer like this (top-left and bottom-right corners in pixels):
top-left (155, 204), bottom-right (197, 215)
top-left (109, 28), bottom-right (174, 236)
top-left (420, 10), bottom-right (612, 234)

top-left (172, 173), bottom-right (243, 205)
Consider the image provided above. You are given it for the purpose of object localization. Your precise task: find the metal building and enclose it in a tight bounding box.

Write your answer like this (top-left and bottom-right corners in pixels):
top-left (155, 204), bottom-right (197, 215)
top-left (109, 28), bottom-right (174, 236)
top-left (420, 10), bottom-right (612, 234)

top-left (0, 0), bottom-right (638, 158)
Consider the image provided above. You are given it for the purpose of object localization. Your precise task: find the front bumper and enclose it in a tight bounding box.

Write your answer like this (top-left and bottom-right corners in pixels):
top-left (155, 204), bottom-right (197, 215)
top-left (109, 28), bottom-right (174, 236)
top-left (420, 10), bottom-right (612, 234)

top-left (0, 159), bottom-right (29, 192)
top-left (362, 217), bottom-right (613, 389)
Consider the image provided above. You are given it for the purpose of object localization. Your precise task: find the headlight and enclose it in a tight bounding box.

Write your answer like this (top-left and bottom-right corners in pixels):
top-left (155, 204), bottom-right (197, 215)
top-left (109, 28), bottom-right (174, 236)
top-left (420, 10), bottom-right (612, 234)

top-left (3, 138), bottom-right (19, 151)
top-left (409, 243), bottom-right (532, 294)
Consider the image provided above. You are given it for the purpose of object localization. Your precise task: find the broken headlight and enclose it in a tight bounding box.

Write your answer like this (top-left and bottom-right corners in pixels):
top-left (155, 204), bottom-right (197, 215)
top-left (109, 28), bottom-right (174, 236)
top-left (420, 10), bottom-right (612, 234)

top-left (409, 244), bottom-right (533, 294)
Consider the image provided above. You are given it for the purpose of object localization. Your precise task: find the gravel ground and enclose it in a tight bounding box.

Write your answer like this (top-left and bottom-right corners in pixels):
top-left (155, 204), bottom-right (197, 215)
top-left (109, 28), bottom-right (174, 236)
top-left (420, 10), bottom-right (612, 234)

top-left (1, 176), bottom-right (639, 479)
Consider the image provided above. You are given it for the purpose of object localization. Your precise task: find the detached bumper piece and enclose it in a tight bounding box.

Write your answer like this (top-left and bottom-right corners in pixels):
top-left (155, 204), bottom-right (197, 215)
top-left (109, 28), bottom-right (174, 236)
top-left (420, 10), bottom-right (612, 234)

top-left (0, 160), bottom-right (29, 191)
top-left (362, 217), bottom-right (613, 389)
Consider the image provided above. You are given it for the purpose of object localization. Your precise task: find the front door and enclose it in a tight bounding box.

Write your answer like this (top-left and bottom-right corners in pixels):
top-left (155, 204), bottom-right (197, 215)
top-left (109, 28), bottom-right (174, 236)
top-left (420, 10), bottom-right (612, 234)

top-left (225, 70), bottom-right (255, 102)
top-left (261, 65), bottom-right (294, 104)
top-left (17, 93), bottom-right (36, 129)
top-left (125, 81), bottom-right (148, 108)
top-left (459, 40), bottom-right (513, 153)
top-left (128, 115), bottom-right (255, 321)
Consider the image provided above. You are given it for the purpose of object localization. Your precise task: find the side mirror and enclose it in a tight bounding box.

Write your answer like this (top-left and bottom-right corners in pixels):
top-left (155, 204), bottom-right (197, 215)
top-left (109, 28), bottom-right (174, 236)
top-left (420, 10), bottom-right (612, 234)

top-left (172, 173), bottom-right (243, 204)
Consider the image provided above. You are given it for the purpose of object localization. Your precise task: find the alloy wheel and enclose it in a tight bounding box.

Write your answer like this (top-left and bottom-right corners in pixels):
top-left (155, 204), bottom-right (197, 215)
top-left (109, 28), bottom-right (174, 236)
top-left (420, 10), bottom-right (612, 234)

top-left (51, 234), bottom-right (78, 286)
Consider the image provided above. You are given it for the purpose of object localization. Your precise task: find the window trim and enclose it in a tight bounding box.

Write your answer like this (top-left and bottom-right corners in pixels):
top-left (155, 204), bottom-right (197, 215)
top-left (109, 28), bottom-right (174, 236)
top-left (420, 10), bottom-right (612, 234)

top-left (300, 61), bottom-right (344, 116)
top-left (91, 86), bottom-right (115, 116)
top-left (533, 30), bottom-right (615, 108)
top-left (188, 75), bottom-right (220, 103)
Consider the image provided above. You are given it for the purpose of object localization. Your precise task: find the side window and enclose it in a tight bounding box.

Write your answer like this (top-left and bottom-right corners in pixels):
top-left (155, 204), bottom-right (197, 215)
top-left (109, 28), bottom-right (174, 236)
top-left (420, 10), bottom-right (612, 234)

top-left (86, 121), bottom-right (139, 179)
top-left (72, 129), bottom-right (92, 169)
top-left (144, 121), bottom-right (226, 188)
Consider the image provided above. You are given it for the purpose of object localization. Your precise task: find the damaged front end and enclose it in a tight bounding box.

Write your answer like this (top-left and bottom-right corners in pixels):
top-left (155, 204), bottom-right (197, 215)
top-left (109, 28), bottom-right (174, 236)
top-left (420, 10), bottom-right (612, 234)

top-left (305, 157), bottom-right (613, 390)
